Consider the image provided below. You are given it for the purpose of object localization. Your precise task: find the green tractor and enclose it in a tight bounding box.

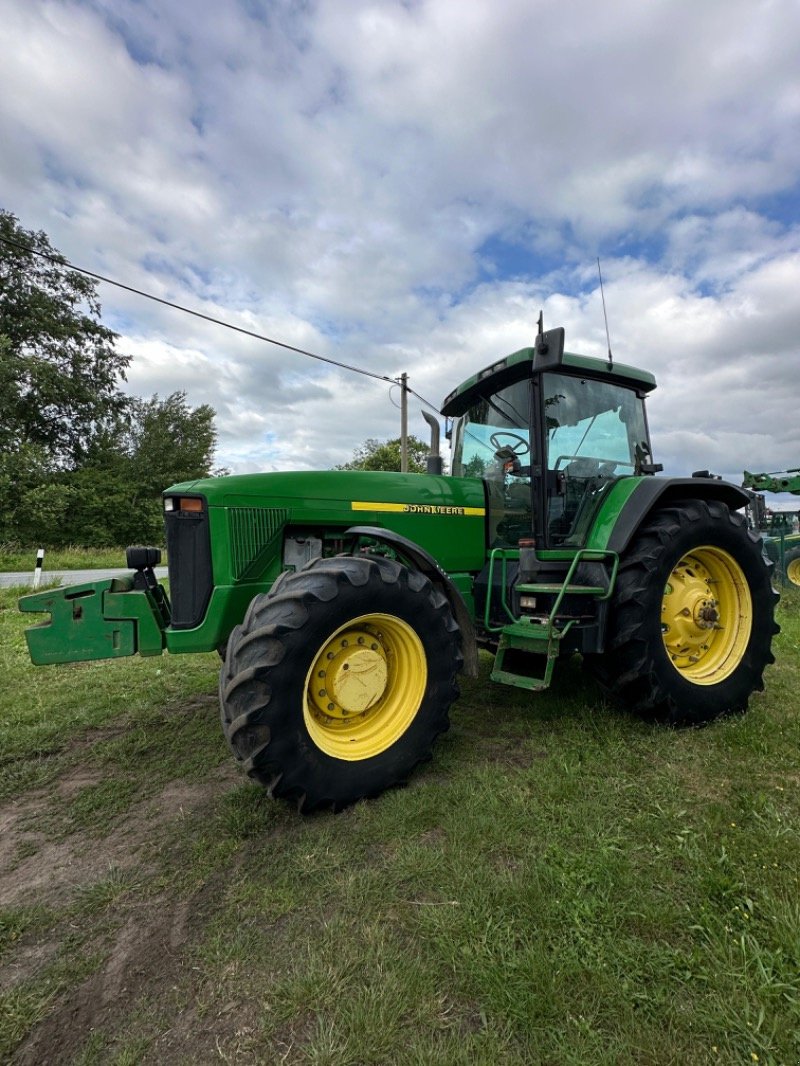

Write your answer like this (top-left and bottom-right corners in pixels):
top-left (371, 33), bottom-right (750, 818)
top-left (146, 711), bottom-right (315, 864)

top-left (742, 469), bottom-right (800, 586)
top-left (21, 324), bottom-right (779, 811)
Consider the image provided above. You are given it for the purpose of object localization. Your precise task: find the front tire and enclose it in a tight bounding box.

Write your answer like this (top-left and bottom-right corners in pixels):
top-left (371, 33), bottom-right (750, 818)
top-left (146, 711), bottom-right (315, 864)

top-left (219, 555), bottom-right (461, 811)
top-left (589, 499), bottom-right (778, 725)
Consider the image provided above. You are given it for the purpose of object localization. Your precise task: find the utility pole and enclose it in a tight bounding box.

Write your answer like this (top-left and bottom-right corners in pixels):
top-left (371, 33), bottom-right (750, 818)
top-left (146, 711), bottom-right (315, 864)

top-left (400, 372), bottom-right (408, 473)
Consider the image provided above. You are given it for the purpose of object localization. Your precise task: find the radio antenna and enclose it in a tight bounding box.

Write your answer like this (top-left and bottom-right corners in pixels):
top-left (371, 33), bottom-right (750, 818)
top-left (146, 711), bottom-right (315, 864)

top-left (597, 257), bottom-right (613, 370)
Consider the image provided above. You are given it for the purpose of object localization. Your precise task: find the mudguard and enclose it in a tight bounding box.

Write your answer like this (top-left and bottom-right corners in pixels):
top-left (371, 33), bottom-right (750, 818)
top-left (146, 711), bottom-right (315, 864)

top-left (347, 524), bottom-right (479, 677)
top-left (604, 477), bottom-right (750, 554)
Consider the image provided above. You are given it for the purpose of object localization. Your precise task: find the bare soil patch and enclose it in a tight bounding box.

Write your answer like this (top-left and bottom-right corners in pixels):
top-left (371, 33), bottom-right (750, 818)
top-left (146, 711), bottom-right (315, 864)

top-left (0, 770), bottom-right (234, 911)
top-left (1, 753), bottom-right (244, 1064)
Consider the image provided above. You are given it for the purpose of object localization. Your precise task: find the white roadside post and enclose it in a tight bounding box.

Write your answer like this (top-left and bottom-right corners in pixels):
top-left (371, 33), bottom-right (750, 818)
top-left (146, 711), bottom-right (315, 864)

top-left (32, 548), bottom-right (45, 589)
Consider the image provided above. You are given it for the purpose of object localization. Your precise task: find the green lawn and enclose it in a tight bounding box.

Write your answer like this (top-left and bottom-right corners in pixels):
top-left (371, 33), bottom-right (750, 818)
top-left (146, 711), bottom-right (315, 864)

top-left (0, 546), bottom-right (140, 574)
top-left (1, 585), bottom-right (798, 1064)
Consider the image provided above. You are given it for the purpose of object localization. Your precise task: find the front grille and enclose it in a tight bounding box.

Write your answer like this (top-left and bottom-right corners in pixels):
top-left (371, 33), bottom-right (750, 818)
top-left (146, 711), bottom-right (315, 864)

top-left (228, 507), bottom-right (289, 580)
top-left (165, 505), bottom-right (213, 629)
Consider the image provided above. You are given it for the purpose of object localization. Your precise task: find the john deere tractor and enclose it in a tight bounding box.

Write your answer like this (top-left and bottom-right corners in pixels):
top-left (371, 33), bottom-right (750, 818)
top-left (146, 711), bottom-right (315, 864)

top-left (21, 324), bottom-right (779, 810)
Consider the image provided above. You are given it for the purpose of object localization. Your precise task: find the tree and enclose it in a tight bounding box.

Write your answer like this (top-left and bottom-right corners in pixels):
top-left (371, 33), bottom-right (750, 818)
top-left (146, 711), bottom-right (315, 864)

top-left (336, 436), bottom-right (429, 473)
top-left (0, 213), bottom-right (222, 547)
top-left (463, 455), bottom-right (488, 478)
top-left (0, 210), bottom-right (130, 465)
top-left (57, 392), bottom-right (218, 547)
top-left (0, 441), bottom-right (76, 544)
top-left (126, 392), bottom-right (217, 496)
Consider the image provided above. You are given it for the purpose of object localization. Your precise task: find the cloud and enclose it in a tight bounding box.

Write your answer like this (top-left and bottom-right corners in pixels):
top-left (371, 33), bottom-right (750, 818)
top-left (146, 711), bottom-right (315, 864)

top-left (0, 0), bottom-right (798, 492)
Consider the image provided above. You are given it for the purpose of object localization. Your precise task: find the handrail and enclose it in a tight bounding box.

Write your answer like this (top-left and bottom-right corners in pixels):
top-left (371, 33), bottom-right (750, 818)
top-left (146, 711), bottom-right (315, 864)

top-left (484, 548), bottom-right (519, 632)
top-left (484, 547), bottom-right (619, 635)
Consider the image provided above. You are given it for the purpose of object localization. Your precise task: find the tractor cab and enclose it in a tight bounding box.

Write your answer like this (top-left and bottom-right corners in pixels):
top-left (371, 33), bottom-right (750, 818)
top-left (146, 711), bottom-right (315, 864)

top-left (442, 326), bottom-right (658, 551)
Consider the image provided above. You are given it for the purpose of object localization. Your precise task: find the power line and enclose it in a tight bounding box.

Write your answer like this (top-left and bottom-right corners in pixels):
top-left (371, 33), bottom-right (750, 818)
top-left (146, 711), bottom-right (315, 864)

top-left (0, 233), bottom-right (398, 388)
top-left (407, 384), bottom-right (442, 415)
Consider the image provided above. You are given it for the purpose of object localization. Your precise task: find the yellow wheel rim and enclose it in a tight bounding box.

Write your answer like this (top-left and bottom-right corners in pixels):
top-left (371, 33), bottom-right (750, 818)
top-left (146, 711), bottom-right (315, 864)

top-left (661, 546), bottom-right (752, 684)
top-left (786, 557), bottom-right (800, 587)
top-left (303, 613), bottom-right (427, 760)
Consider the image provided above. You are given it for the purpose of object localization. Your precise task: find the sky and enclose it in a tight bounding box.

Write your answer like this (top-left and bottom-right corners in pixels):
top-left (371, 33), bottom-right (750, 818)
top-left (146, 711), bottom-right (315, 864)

top-left (1, 0), bottom-right (799, 498)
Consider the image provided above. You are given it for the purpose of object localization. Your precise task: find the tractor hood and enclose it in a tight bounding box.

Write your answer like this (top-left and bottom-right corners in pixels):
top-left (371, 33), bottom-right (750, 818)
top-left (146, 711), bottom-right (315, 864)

top-left (164, 469), bottom-right (480, 508)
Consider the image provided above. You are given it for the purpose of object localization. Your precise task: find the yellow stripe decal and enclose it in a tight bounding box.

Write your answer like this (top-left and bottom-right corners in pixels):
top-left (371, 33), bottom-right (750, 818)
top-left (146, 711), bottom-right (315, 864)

top-left (351, 501), bottom-right (485, 517)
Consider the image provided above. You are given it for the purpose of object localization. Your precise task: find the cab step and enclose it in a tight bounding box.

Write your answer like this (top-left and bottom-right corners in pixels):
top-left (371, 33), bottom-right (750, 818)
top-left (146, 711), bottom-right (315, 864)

top-left (489, 549), bottom-right (620, 691)
top-left (490, 618), bottom-right (563, 691)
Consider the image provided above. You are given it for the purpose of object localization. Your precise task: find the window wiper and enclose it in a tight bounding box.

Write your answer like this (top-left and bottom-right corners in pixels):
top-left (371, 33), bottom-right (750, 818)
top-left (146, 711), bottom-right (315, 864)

top-left (484, 392), bottom-right (528, 428)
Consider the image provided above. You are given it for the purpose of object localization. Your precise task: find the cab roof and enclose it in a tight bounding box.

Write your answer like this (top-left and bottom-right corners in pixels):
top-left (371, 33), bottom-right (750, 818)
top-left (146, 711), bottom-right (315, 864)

top-left (440, 345), bottom-right (657, 418)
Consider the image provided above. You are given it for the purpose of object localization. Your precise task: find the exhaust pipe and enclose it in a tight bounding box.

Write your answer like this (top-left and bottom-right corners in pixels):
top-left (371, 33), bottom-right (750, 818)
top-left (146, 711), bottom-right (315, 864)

top-left (422, 411), bottom-right (443, 475)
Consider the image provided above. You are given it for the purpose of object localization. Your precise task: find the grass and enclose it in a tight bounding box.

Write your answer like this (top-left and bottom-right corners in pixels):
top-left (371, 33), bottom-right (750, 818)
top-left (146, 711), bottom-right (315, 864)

top-left (1, 583), bottom-right (799, 1064)
top-left (0, 545), bottom-right (145, 574)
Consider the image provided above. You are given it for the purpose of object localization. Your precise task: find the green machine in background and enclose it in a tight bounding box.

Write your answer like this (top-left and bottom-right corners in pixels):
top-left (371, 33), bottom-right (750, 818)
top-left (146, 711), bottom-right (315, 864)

top-left (742, 469), bottom-right (800, 586)
top-left (21, 323), bottom-right (779, 811)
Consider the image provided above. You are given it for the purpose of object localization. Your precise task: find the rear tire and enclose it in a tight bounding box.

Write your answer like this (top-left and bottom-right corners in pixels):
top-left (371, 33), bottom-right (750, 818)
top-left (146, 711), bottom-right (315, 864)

top-left (783, 546), bottom-right (800, 587)
top-left (587, 499), bottom-right (778, 725)
top-left (219, 555), bottom-right (461, 811)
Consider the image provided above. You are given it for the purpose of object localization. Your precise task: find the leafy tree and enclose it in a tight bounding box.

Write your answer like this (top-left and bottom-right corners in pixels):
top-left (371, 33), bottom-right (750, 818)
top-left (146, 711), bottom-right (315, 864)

top-left (0, 213), bottom-right (222, 547)
top-left (463, 455), bottom-right (488, 478)
top-left (336, 435), bottom-right (429, 473)
top-left (0, 210), bottom-right (130, 465)
top-left (57, 392), bottom-right (218, 547)
top-left (126, 392), bottom-right (217, 498)
top-left (0, 442), bottom-right (72, 544)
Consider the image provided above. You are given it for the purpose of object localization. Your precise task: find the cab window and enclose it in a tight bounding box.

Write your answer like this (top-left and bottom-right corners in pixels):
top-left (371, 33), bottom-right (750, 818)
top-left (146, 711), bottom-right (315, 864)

top-left (452, 378), bottom-right (532, 546)
top-left (543, 373), bottom-right (648, 545)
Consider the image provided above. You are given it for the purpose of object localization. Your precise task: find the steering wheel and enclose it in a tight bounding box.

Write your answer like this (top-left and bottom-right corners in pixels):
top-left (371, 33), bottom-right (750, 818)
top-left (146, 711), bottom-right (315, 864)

top-left (490, 431), bottom-right (530, 457)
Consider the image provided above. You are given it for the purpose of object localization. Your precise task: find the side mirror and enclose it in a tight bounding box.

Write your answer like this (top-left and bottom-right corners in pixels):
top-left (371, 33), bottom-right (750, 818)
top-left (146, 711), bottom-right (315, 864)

top-left (533, 327), bottom-right (565, 370)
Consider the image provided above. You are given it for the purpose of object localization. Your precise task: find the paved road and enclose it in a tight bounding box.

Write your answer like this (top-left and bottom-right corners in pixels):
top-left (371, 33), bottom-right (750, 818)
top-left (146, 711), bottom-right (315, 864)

top-left (1, 567), bottom-right (168, 590)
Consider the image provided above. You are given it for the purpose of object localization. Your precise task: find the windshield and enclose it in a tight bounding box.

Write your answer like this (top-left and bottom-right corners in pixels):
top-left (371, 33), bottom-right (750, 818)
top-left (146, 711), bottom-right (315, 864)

top-left (544, 373), bottom-right (647, 471)
top-left (543, 372), bottom-right (649, 544)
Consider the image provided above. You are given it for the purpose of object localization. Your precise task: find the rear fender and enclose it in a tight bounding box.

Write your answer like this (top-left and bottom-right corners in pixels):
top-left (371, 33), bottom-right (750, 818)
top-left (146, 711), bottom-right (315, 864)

top-left (601, 478), bottom-right (750, 554)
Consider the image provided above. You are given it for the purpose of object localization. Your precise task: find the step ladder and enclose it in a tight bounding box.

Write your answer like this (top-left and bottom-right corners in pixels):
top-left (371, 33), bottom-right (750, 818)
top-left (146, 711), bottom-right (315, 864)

top-left (487, 549), bottom-right (618, 691)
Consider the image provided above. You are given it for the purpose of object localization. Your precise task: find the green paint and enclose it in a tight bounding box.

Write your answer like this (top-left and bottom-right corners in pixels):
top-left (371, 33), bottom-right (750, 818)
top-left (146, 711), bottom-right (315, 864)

top-left (584, 477), bottom-right (647, 549)
top-left (20, 578), bottom-right (166, 665)
top-left (442, 347), bottom-right (656, 414)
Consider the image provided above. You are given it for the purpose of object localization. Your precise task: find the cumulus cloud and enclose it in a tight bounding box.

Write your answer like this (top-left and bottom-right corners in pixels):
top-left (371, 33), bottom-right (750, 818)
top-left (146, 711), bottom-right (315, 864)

top-left (0, 0), bottom-right (798, 496)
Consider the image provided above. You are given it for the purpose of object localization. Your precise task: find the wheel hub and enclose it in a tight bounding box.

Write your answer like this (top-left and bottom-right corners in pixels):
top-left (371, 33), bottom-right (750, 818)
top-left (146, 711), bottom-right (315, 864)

top-left (309, 628), bottom-right (387, 720)
top-left (303, 612), bottom-right (428, 761)
top-left (695, 602), bottom-right (719, 627)
top-left (662, 556), bottom-right (720, 660)
top-left (661, 546), bottom-right (752, 682)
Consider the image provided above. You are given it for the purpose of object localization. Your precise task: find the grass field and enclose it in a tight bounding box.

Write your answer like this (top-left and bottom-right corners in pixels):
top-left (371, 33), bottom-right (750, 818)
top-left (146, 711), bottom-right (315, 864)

top-left (1, 584), bottom-right (799, 1064)
top-left (0, 546), bottom-right (139, 574)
